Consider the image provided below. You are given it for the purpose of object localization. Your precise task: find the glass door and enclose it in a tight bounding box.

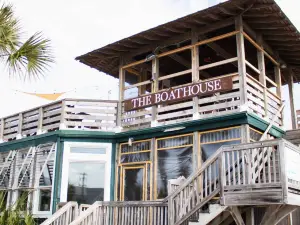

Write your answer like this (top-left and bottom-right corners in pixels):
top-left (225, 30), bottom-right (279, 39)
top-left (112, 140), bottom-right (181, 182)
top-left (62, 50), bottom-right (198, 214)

top-left (121, 165), bottom-right (146, 201)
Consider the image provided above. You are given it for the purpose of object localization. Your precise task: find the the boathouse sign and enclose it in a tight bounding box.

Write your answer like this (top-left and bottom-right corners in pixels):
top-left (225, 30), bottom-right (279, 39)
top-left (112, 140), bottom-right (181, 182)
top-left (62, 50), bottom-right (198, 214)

top-left (124, 76), bottom-right (233, 111)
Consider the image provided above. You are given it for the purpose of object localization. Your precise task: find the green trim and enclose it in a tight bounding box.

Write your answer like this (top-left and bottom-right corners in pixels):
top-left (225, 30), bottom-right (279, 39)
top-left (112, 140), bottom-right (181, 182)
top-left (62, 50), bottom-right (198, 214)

top-left (110, 143), bottom-right (116, 201)
top-left (247, 112), bottom-right (285, 138)
top-left (52, 137), bottom-right (64, 212)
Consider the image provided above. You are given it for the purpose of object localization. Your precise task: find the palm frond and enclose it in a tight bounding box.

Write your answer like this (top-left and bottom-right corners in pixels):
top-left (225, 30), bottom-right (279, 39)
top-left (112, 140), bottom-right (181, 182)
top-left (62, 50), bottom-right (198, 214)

top-left (7, 32), bottom-right (54, 80)
top-left (0, 3), bottom-right (20, 54)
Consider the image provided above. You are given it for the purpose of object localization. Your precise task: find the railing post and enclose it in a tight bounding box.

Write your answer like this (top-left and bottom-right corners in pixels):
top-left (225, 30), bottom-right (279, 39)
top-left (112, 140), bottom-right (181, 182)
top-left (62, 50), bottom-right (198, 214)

top-left (168, 196), bottom-right (174, 225)
top-left (218, 150), bottom-right (225, 205)
top-left (37, 107), bottom-right (44, 134)
top-left (0, 118), bottom-right (4, 143)
top-left (117, 59), bottom-right (125, 131)
top-left (59, 100), bottom-right (66, 129)
top-left (279, 140), bottom-right (288, 203)
top-left (16, 113), bottom-right (23, 139)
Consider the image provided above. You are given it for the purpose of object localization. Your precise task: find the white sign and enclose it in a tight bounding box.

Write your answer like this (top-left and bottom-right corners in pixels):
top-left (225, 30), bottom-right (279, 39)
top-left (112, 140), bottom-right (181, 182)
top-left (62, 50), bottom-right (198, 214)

top-left (286, 147), bottom-right (300, 182)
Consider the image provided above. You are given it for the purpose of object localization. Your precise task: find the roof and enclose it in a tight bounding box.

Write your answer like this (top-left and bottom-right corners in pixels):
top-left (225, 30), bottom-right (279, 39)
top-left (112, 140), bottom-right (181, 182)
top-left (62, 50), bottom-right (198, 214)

top-left (76, 0), bottom-right (300, 83)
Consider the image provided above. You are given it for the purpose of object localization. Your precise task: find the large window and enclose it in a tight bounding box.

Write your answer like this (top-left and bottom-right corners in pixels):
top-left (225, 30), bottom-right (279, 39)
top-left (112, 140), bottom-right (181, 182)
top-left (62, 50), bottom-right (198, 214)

top-left (61, 143), bottom-right (112, 204)
top-left (156, 134), bottom-right (193, 199)
top-left (200, 127), bottom-right (241, 162)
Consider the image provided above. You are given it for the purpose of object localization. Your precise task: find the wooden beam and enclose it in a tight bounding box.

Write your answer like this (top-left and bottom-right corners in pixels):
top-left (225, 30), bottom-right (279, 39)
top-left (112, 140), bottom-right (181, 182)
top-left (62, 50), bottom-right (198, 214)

top-left (288, 69), bottom-right (297, 129)
top-left (117, 59), bottom-right (125, 127)
top-left (123, 18), bottom-right (235, 59)
top-left (262, 205), bottom-right (297, 225)
top-left (235, 16), bottom-right (247, 106)
top-left (259, 205), bottom-right (282, 225)
top-left (246, 208), bottom-right (254, 225)
top-left (275, 66), bottom-right (283, 125)
top-left (151, 57), bottom-right (159, 126)
top-left (257, 34), bottom-right (268, 119)
top-left (229, 207), bottom-right (245, 225)
top-left (192, 30), bottom-right (200, 120)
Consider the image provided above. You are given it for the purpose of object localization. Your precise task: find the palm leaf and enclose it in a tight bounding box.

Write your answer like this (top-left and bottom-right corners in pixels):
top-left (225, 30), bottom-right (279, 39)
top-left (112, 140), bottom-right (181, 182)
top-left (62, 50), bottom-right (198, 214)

top-left (0, 3), bottom-right (20, 55)
top-left (7, 32), bottom-right (54, 80)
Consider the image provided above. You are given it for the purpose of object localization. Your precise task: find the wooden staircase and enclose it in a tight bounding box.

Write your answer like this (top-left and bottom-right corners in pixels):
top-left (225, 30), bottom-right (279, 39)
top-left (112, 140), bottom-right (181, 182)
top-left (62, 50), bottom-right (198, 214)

top-left (41, 139), bottom-right (300, 225)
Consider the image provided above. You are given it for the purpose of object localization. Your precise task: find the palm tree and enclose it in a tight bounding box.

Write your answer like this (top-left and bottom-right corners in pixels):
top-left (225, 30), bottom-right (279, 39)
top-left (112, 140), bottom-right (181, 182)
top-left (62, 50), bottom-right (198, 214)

top-left (0, 3), bottom-right (53, 80)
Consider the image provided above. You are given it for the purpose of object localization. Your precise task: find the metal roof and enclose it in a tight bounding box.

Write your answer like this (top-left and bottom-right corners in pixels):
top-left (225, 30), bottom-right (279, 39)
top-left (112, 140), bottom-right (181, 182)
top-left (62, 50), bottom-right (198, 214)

top-left (76, 0), bottom-right (300, 83)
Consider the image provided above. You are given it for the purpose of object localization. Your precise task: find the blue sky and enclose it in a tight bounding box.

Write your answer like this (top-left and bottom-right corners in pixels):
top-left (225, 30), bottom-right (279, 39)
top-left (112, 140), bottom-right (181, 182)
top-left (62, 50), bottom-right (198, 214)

top-left (0, 0), bottom-right (299, 129)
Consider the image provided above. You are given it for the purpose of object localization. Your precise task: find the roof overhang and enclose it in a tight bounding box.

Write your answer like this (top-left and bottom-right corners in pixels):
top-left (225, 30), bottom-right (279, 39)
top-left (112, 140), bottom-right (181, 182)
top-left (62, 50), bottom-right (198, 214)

top-left (76, 0), bottom-right (300, 84)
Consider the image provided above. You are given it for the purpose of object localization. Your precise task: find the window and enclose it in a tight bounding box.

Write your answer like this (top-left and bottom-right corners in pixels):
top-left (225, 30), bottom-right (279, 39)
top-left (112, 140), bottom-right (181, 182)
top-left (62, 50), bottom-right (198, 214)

top-left (38, 190), bottom-right (51, 211)
top-left (67, 162), bottom-right (105, 204)
top-left (61, 143), bottom-right (112, 204)
top-left (156, 134), bottom-right (193, 199)
top-left (200, 127), bottom-right (241, 162)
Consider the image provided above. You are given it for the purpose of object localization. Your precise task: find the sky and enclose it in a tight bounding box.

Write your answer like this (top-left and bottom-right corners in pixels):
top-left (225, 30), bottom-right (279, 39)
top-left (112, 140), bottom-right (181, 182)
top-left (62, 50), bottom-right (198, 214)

top-left (0, 0), bottom-right (299, 129)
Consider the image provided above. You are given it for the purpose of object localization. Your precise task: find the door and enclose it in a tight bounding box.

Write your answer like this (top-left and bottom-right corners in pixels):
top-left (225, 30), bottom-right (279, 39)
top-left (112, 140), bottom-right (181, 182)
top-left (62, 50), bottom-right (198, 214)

top-left (121, 165), bottom-right (146, 201)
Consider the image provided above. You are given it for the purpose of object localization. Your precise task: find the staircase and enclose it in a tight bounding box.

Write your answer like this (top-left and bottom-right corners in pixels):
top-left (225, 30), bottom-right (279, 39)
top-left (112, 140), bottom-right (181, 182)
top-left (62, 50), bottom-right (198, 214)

top-left (41, 139), bottom-right (300, 225)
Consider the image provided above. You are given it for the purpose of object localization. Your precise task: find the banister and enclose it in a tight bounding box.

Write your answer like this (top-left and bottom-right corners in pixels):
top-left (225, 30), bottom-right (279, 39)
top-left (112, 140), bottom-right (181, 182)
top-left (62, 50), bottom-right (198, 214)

top-left (41, 201), bottom-right (78, 225)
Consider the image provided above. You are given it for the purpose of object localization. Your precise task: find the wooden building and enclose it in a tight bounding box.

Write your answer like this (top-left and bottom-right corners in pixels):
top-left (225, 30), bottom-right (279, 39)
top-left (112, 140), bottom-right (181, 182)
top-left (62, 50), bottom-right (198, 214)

top-left (1, 0), bottom-right (300, 224)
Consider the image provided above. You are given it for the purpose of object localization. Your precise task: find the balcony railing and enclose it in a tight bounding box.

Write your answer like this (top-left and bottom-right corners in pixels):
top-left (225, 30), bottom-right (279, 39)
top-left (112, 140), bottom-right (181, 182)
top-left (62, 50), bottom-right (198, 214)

top-left (0, 99), bottom-right (118, 142)
top-left (0, 80), bottom-right (283, 142)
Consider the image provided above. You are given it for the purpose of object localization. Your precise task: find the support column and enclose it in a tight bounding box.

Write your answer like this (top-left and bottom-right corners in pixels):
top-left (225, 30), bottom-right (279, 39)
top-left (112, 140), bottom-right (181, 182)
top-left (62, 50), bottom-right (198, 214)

top-left (288, 69), bottom-right (297, 129)
top-left (235, 16), bottom-right (247, 109)
top-left (117, 59), bottom-right (125, 130)
top-left (257, 35), bottom-right (268, 120)
top-left (275, 66), bottom-right (283, 127)
top-left (151, 57), bottom-right (159, 127)
top-left (192, 30), bottom-right (200, 120)
top-left (193, 131), bottom-right (200, 170)
top-left (246, 208), bottom-right (254, 225)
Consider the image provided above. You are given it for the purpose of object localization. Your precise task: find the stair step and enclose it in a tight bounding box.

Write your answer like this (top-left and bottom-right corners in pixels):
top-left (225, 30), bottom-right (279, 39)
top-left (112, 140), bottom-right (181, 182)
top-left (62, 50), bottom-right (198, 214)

top-left (189, 204), bottom-right (227, 225)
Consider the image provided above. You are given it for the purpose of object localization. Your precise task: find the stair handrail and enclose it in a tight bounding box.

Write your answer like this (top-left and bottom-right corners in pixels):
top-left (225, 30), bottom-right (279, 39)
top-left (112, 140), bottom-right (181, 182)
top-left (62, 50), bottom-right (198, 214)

top-left (41, 201), bottom-right (78, 225)
top-left (168, 139), bottom-right (284, 225)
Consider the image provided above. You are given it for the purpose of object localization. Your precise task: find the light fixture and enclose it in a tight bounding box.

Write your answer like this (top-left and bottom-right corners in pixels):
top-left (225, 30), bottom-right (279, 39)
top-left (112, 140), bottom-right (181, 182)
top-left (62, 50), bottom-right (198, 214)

top-left (164, 126), bottom-right (186, 132)
top-left (145, 53), bottom-right (156, 62)
top-left (280, 64), bottom-right (287, 69)
top-left (128, 138), bottom-right (134, 146)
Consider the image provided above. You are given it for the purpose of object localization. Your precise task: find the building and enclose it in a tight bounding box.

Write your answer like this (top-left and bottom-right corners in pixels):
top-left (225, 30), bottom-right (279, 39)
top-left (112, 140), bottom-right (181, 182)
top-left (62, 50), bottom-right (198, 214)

top-left (1, 0), bottom-right (300, 224)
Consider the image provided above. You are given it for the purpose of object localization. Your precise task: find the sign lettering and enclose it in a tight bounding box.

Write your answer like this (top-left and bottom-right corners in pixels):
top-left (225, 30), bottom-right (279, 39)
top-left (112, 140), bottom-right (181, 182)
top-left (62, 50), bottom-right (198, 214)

top-left (124, 76), bottom-right (233, 111)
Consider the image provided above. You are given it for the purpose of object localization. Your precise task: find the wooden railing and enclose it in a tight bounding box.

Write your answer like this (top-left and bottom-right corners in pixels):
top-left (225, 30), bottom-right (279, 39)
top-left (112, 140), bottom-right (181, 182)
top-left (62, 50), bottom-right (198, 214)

top-left (41, 202), bottom-right (79, 225)
top-left (70, 201), bottom-right (168, 225)
top-left (0, 99), bottom-right (118, 142)
top-left (40, 139), bottom-right (300, 225)
top-left (246, 75), bottom-right (283, 127)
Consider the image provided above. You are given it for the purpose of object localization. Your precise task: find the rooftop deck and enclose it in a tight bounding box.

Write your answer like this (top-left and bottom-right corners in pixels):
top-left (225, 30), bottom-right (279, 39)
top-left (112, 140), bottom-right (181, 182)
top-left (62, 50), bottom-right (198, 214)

top-left (0, 78), bottom-right (283, 143)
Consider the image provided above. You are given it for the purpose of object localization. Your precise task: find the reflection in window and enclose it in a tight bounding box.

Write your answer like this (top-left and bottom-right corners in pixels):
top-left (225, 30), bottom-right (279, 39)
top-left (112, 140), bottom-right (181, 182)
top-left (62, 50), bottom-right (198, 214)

top-left (124, 168), bottom-right (144, 201)
top-left (38, 190), bottom-right (51, 211)
top-left (157, 134), bottom-right (193, 199)
top-left (67, 162), bottom-right (105, 205)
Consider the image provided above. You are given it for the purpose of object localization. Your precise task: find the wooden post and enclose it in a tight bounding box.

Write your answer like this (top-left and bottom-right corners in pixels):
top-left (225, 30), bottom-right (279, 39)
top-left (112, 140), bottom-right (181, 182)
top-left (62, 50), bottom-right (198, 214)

top-left (17, 113), bottom-right (23, 139)
top-left (0, 118), bottom-right (4, 142)
top-left (241, 124), bottom-right (250, 143)
top-left (275, 66), bottom-right (283, 127)
top-left (151, 57), bottom-right (159, 127)
top-left (246, 208), bottom-right (254, 225)
top-left (37, 107), bottom-right (44, 134)
top-left (117, 59), bottom-right (125, 129)
top-left (193, 132), bottom-right (200, 170)
top-left (257, 35), bottom-right (268, 120)
top-left (288, 69), bottom-right (297, 129)
top-left (192, 30), bottom-right (200, 120)
top-left (235, 16), bottom-right (247, 107)
top-left (59, 100), bottom-right (66, 129)
top-left (151, 138), bottom-right (156, 200)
